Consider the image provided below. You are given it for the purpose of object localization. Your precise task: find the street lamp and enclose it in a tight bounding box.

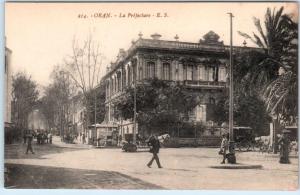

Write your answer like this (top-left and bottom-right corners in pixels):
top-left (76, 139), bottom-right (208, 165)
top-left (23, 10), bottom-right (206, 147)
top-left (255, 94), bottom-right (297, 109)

top-left (227, 12), bottom-right (236, 164)
top-left (133, 60), bottom-right (137, 145)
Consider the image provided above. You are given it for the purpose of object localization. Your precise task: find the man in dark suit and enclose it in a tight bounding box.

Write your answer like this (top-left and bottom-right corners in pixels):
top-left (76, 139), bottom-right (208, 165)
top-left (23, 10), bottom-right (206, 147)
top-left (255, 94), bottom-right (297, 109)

top-left (26, 132), bottom-right (35, 154)
top-left (147, 134), bottom-right (162, 168)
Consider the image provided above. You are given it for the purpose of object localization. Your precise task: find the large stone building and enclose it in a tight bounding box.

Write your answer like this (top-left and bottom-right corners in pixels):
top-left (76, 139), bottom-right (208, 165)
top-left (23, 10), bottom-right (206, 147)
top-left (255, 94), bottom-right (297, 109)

top-left (102, 31), bottom-right (259, 139)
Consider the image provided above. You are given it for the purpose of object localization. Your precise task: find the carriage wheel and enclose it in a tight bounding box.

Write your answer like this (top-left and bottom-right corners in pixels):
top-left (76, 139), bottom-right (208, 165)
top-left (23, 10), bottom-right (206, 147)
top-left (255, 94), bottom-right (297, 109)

top-left (238, 141), bottom-right (251, 152)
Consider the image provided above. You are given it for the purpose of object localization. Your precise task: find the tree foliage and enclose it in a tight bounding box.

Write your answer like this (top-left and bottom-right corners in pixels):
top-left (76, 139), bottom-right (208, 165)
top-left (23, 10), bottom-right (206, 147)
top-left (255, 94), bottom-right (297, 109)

top-left (86, 81), bottom-right (106, 124)
top-left (114, 79), bottom-right (199, 136)
top-left (238, 6), bottom-right (298, 123)
top-left (39, 66), bottom-right (76, 134)
top-left (211, 92), bottom-right (271, 135)
top-left (12, 72), bottom-right (39, 129)
top-left (238, 7), bottom-right (297, 87)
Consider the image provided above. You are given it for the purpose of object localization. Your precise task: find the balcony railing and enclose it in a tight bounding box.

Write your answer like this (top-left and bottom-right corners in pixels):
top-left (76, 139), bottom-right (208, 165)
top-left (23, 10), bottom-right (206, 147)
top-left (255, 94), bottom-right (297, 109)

top-left (184, 80), bottom-right (226, 88)
top-left (128, 39), bottom-right (226, 53)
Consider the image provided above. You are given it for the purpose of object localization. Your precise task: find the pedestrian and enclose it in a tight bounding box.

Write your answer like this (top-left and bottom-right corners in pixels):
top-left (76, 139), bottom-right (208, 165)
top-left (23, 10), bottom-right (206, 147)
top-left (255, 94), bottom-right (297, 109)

top-left (37, 132), bottom-right (41, 144)
top-left (82, 133), bottom-right (86, 144)
top-left (26, 133), bottom-right (35, 154)
top-left (147, 134), bottom-right (162, 168)
top-left (278, 130), bottom-right (291, 164)
top-left (48, 132), bottom-right (52, 144)
top-left (118, 134), bottom-right (122, 146)
top-left (45, 131), bottom-right (49, 143)
top-left (41, 133), bottom-right (46, 144)
top-left (219, 133), bottom-right (229, 164)
top-left (23, 130), bottom-right (27, 144)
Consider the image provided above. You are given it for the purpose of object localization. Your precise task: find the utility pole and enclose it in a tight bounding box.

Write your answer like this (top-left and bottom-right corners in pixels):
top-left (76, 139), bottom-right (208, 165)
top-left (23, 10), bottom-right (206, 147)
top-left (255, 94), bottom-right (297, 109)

top-left (227, 12), bottom-right (236, 164)
top-left (133, 61), bottom-right (137, 145)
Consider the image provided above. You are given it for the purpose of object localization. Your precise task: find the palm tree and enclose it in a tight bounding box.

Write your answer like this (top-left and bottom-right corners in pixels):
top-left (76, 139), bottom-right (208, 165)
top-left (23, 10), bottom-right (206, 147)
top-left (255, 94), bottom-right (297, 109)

top-left (238, 6), bottom-right (297, 90)
top-left (238, 6), bottom-right (297, 153)
top-left (263, 18), bottom-right (298, 123)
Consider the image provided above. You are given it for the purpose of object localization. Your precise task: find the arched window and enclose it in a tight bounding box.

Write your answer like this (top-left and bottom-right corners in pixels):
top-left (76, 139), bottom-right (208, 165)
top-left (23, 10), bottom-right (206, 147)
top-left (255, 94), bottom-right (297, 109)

top-left (198, 65), bottom-right (205, 80)
top-left (162, 62), bottom-right (170, 80)
top-left (117, 72), bottom-right (121, 91)
top-left (187, 65), bottom-right (193, 80)
top-left (138, 67), bottom-right (143, 80)
top-left (128, 66), bottom-right (132, 84)
top-left (146, 62), bottom-right (155, 78)
top-left (218, 66), bottom-right (226, 81)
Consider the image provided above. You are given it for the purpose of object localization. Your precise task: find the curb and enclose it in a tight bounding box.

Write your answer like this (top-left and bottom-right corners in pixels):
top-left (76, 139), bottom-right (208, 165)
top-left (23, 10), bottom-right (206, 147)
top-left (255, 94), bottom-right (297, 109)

top-left (209, 163), bottom-right (263, 169)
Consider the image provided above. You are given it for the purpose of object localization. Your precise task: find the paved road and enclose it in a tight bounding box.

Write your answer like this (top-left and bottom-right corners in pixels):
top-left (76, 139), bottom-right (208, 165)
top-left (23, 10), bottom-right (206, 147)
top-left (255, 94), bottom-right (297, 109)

top-left (4, 137), bottom-right (299, 190)
top-left (5, 164), bottom-right (162, 189)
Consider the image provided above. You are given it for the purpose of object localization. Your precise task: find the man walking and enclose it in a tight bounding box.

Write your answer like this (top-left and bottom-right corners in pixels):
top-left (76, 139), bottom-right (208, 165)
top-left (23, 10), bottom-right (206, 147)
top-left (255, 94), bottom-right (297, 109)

top-left (147, 134), bottom-right (162, 168)
top-left (26, 132), bottom-right (35, 154)
top-left (220, 133), bottom-right (229, 164)
top-left (48, 132), bottom-right (52, 144)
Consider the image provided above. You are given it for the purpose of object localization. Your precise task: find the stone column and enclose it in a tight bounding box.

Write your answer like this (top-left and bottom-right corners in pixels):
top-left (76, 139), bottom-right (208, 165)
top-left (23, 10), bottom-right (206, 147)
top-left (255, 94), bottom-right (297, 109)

top-left (125, 65), bottom-right (128, 86)
top-left (156, 58), bottom-right (162, 79)
top-left (142, 57), bottom-right (146, 79)
top-left (108, 103), bottom-right (111, 122)
top-left (178, 63), bottom-right (183, 81)
top-left (137, 57), bottom-right (142, 81)
top-left (171, 60), bottom-right (176, 81)
top-left (193, 65), bottom-right (198, 81)
top-left (120, 68), bottom-right (123, 91)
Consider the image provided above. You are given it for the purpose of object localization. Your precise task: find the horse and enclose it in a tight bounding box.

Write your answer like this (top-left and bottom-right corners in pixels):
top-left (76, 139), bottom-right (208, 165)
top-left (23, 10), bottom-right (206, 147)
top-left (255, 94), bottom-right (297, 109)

top-left (255, 136), bottom-right (272, 153)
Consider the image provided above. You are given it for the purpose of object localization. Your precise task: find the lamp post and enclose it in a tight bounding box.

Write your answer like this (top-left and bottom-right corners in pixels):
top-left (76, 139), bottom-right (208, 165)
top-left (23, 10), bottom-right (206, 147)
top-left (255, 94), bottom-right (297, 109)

top-left (227, 12), bottom-right (236, 164)
top-left (133, 61), bottom-right (137, 145)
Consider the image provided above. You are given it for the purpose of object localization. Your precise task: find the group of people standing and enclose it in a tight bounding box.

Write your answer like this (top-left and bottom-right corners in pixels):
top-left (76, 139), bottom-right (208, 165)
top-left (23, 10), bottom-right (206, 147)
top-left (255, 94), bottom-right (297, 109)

top-left (23, 130), bottom-right (53, 155)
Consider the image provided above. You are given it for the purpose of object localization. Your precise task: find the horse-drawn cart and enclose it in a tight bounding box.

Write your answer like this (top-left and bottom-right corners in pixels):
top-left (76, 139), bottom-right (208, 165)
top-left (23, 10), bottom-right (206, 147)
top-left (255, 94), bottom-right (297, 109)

top-left (233, 127), bottom-right (255, 152)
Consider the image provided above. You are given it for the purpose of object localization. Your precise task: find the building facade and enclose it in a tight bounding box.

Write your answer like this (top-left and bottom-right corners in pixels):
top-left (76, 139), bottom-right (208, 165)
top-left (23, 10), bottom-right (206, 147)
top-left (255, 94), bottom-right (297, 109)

top-left (70, 92), bottom-right (86, 136)
top-left (102, 31), bottom-right (259, 139)
top-left (4, 45), bottom-right (12, 128)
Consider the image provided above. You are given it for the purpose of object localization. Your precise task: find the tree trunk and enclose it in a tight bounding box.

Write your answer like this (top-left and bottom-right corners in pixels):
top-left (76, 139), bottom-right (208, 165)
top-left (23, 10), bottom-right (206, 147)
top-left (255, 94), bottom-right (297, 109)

top-left (273, 116), bottom-right (280, 154)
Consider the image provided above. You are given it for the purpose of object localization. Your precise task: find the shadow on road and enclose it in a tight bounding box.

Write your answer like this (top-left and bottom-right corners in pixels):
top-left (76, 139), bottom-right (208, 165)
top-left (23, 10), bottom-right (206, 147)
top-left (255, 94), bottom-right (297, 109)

top-left (5, 143), bottom-right (89, 160)
top-left (5, 163), bottom-right (164, 189)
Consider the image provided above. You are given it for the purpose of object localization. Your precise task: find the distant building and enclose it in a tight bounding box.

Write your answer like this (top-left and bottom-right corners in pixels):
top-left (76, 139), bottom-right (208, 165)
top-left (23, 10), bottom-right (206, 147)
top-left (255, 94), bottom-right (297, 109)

top-left (27, 109), bottom-right (47, 130)
top-left (102, 31), bottom-right (261, 139)
top-left (70, 92), bottom-right (85, 136)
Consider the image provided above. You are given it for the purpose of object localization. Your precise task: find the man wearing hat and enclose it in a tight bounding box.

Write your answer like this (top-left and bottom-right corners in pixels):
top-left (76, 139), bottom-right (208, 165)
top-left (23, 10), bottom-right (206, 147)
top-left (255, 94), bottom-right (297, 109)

top-left (278, 129), bottom-right (291, 164)
top-left (219, 133), bottom-right (229, 164)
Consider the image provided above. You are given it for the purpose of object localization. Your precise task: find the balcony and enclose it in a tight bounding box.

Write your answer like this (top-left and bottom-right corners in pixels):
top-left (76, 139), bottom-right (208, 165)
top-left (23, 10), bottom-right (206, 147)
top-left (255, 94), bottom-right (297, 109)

top-left (184, 80), bottom-right (226, 88)
top-left (128, 39), bottom-right (226, 54)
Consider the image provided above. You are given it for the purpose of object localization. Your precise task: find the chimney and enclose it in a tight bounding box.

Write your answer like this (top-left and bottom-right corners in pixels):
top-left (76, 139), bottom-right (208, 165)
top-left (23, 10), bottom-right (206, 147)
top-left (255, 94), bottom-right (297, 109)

top-left (151, 33), bottom-right (162, 40)
top-left (119, 48), bottom-right (125, 56)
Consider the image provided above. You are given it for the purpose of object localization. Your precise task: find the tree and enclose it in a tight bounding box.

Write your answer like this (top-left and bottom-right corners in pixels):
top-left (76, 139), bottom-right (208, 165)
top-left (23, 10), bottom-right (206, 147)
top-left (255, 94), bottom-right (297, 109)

top-left (114, 79), bottom-right (199, 136)
top-left (238, 6), bottom-right (297, 90)
top-left (63, 35), bottom-right (104, 128)
top-left (11, 72), bottom-right (39, 130)
top-left (86, 81), bottom-right (106, 124)
top-left (263, 17), bottom-right (298, 123)
top-left (39, 66), bottom-right (76, 137)
top-left (211, 92), bottom-right (271, 136)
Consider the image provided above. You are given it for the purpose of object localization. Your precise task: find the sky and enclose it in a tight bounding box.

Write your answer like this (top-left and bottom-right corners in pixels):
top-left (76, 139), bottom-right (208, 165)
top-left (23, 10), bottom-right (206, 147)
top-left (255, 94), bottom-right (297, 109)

top-left (5, 2), bottom-right (298, 87)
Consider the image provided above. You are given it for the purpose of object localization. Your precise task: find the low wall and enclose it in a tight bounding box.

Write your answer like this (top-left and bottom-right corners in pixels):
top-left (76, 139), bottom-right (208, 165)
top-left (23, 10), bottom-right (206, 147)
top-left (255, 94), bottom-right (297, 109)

top-left (164, 136), bottom-right (221, 147)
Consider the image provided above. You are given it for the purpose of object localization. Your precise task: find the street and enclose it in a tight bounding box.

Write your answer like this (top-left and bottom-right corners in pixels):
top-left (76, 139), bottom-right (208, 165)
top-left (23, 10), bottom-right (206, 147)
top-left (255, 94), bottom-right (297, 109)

top-left (4, 136), bottom-right (298, 190)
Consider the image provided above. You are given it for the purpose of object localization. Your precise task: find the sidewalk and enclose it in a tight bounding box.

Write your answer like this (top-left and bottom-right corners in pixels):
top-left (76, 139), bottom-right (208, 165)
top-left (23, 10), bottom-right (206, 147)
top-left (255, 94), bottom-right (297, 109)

top-left (52, 136), bottom-right (93, 149)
